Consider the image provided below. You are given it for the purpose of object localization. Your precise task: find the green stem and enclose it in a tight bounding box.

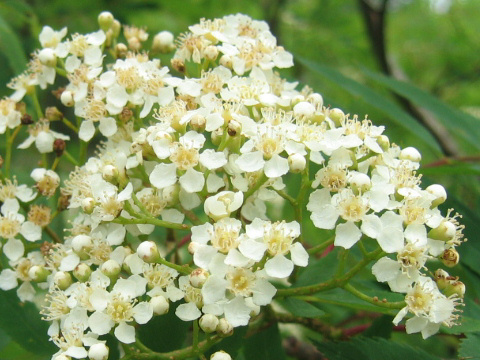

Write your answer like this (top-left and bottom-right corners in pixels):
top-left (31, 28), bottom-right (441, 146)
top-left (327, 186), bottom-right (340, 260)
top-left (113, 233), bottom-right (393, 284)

top-left (112, 216), bottom-right (190, 230)
top-left (276, 248), bottom-right (384, 298)
top-left (31, 88), bottom-right (44, 119)
top-left (44, 226), bottom-right (62, 243)
top-left (63, 150), bottom-right (80, 166)
top-left (275, 189), bottom-right (297, 207)
top-left (156, 254), bottom-right (193, 275)
top-left (307, 236), bottom-right (334, 255)
top-left (5, 126), bottom-right (22, 178)
top-left (343, 283), bottom-right (406, 309)
top-left (243, 172), bottom-right (268, 201)
top-left (62, 117), bottom-right (79, 133)
top-left (122, 336), bottom-right (222, 360)
top-left (192, 320), bottom-right (199, 351)
top-left (79, 140), bottom-right (88, 164)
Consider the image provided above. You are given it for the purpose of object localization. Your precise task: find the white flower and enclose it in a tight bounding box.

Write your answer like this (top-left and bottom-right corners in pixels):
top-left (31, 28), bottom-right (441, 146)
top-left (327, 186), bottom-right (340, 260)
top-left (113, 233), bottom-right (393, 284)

top-left (204, 191), bottom-right (244, 221)
top-left (18, 120), bottom-right (70, 153)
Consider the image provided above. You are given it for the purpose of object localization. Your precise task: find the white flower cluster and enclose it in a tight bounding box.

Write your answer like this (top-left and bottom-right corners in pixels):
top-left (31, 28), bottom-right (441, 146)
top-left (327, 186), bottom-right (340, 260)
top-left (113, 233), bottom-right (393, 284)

top-left (0, 11), bottom-right (467, 360)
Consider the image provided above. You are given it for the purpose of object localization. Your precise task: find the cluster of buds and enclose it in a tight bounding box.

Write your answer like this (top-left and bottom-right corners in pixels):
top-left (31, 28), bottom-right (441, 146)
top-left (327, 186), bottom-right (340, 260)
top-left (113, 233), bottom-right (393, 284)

top-left (0, 11), bottom-right (467, 360)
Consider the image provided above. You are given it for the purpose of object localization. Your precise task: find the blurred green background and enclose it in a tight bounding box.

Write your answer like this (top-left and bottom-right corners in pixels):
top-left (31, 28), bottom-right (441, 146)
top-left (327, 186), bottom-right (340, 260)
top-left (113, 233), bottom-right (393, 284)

top-left (1, 0), bottom-right (480, 359)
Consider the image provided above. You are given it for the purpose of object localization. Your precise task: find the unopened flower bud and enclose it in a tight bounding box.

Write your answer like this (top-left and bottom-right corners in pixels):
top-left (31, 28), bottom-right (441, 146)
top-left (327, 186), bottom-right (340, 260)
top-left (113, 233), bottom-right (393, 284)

top-left (426, 184), bottom-right (447, 208)
top-left (128, 37), bottom-right (142, 51)
top-left (163, 184), bottom-right (180, 207)
top-left (447, 281), bottom-right (466, 299)
top-left (102, 164), bottom-right (118, 182)
top-left (137, 241), bottom-right (161, 263)
top-left (152, 31), bottom-right (175, 53)
top-left (115, 43), bottom-right (128, 58)
top-left (189, 268), bottom-right (209, 288)
top-left (32, 169), bottom-right (60, 198)
top-left (219, 55), bottom-right (232, 69)
top-left (428, 221), bottom-right (456, 242)
top-left (81, 199), bottom-right (96, 217)
top-left (38, 48), bottom-right (57, 67)
top-left (210, 351), bottom-right (232, 360)
top-left (400, 147), bottom-right (421, 163)
top-left (88, 342), bottom-right (109, 360)
top-left (101, 259), bottom-right (121, 278)
top-left (98, 11), bottom-right (114, 32)
top-left (21, 113), bottom-right (34, 125)
top-left (204, 45), bottom-right (218, 61)
top-left (187, 242), bottom-right (198, 255)
top-left (46, 106), bottom-right (63, 122)
top-left (190, 114), bottom-right (206, 132)
top-left (28, 265), bottom-right (50, 282)
top-left (60, 90), bottom-right (74, 107)
top-left (58, 193), bottom-right (70, 211)
top-left (53, 139), bottom-right (66, 157)
top-left (112, 20), bottom-right (121, 37)
top-left (441, 248), bottom-right (459, 267)
top-left (72, 234), bottom-right (93, 257)
top-left (199, 314), bottom-right (219, 333)
top-left (73, 263), bottom-right (92, 282)
top-left (245, 297), bottom-right (260, 317)
top-left (288, 153), bottom-right (306, 173)
top-left (151, 295), bottom-right (169, 315)
top-left (329, 108), bottom-right (345, 127)
top-left (216, 318), bottom-right (233, 337)
top-left (307, 93), bottom-right (324, 108)
top-left (377, 135), bottom-right (390, 152)
top-left (349, 172), bottom-right (371, 194)
top-left (293, 101), bottom-right (315, 119)
top-left (227, 119), bottom-right (241, 137)
top-left (54, 271), bottom-right (72, 290)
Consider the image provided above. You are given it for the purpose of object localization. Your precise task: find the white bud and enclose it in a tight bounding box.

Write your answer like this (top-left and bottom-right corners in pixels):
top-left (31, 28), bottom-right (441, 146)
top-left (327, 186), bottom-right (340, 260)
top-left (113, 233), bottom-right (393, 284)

top-left (400, 147), bottom-right (421, 163)
top-left (102, 164), bottom-right (118, 182)
top-left (137, 241), bottom-right (160, 263)
top-left (151, 295), bottom-right (170, 315)
top-left (152, 31), bottom-right (175, 53)
top-left (163, 184), bottom-right (179, 206)
top-left (210, 351), bottom-right (232, 360)
top-left (189, 268), bottom-right (209, 288)
top-left (307, 93), bottom-right (324, 108)
top-left (348, 172), bottom-right (371, 193)
top-left (81, 197), bottom-right (95, 214)
top-left (329, 108), bottom-right (345, 126)
top-left (428, 221), bottom-right (456, 242)
top-left (38, 48), bottom-right (56, 67)
top-left (293, 101), bottom-right (315, 118)
top-left (219, 55), bottom-right (232, 69)
top-left (60, 90), bottom-right (74, 107)
top-left (72, 234), bottom-right (92, 254)
top-left (98, 11), bottom-right (114, 32)
top-left (101, 259), bottom-right (121, 278)
top-left (188, 242), bottom-right (198, 255)
top-left (199, 314), bottom-right (219, 333)
top-left (204, 45), bottom-right (219, 60)
top-left (73, 263), bottom-right (92, 282)
top-left (88, 342), bottom-right (109, 360)
top-left (216, 318), bottom-right (233, 337)
top-left (426, 184), bottom-right (447, 207)
top-left (288, 153), bottom-right (306, 173)
top-left (28, 265), bottom-right (50, 282)
top-left (54, 271), bottom-right (72, 290)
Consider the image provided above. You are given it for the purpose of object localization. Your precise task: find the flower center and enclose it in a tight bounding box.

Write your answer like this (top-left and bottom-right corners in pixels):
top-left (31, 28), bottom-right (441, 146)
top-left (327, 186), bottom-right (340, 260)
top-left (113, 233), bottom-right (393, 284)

top-left (170, 144), bottom-right (199, 170)
top-left (0, 217), bottom-right (21, 239)
top-left (228, 268), bottom-right (254, 297)
top-left (107, 294), bottom-right (134, 323)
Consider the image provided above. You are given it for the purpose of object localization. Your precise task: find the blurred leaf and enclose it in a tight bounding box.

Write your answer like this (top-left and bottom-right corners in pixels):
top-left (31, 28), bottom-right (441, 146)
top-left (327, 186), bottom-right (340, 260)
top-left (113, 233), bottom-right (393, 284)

top-left (363, 315), bottom-right (393, 339)
top-left (0, 289), bottom-right (55, 356)
top-left (137, 303), bottom-right (190, 352)
top-left (295, 248), bottom-right (340, 287)
top-left (0, 13), bottom-right (27, 75)
top-left (361, 68), bottom-right (480, 152)
top-left (243, 323), bottom-right (286, 360)
top-left (418, 163), bottom-right (480, 176)
top-left (441, 317), bottom-right (480, 335)
top-left (297, 57), bottom-right (441, 155)
top-left (206, 326), bottom-right (247, 359)
top-left (278, 297), bottom-right (325, 318)
top-left (459, 333), bottom-right (480, 360)
top-left (314, 337), bottom-right (441, 360)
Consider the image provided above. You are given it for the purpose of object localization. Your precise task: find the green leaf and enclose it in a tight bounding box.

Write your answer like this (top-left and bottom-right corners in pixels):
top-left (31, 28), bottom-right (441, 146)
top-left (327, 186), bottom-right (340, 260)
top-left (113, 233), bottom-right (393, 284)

top-left (0, 289), bottom-right (56, 356)
top-left (297, 57), bottom-right (441, 154)
top-left (207, 326), bottom-right (248, 359)
top-left (295, 248), bottom-right (340, 286)
top-left (361, 68), bottom-right (480, 153)
top-left (278, 297), bottom-right (325, 318)
top-left (418, 163), bottom-right (480, 176)
top-left (137, 303), bottom-right (190, 352)
top-left (441, 317), bottom-right (480, 335)
top-left (459, 333), bottom-right (480, 360)
top-left (243, 323), bottom-right (286, 360)
top-left (362, 315), bottom-right (394, 339)
top-left (313, 337), bottom-right (441, 360)
top-left (0, 13), bottom-right (27, 75)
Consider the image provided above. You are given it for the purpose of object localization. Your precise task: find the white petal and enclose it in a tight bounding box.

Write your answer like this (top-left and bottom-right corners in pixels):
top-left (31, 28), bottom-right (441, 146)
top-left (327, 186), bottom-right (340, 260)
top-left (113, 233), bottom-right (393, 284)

top-left (79, 120), bottom-right (95, 141)
top-left (264, 254), bottom-right (294, 278)
top-left (3, 238), bottom-right (24, 261)
top-left (290, 242), bottom-right (309, 267)
top-left (133, 302), bottom-right (153, 324)
top-left (60, 253), bottom-right (80, 272)
top-left (65, 346), bottom-right (88, 359)
top-left (115, 322), bottom-right (136, 344)
top-left (88, 311), bottom-right (114, 335)
top-left (161, 209), bottom-right (185, 224)
top-left (224, 249), bottom-right (251, 268)
top-left (360, 214), bottom-right (382, 239)
top-left (106, 224), bottom-right (126, 245)
top-left (252, 278), bottom-right (277, 306)
top-left (202, 275), bottom-right (227, 304)
top-left (334, 221), bottom-right (362, 249)
top-left (310, 205), bottom-right (339, 230)
top-left (193, 244), bottom-right (217, 269)
top-left (235, 151), bottom-right (265, 172)
top-left (17, 281), bottom-right (35, 302)
top-left (0, 269), bottom-right (18, 290)
top-left (35, 132), bottom-right (54, 153)
top-left (405, 316), bottom-right (427, 334)
top-left (150, 163), bottom-right (177, 189)
top-left (264, 155), bottom-right (289, 178)
top-left (20, 222), bottom-right (42, 242)
top-left (377, 227), bottom-right (404, 253)
top-left (371, 257), bottom-right (399, 282)
top-left (89, 288), bottom-right (109, 311)
top-left (179, 168), bottom-right (205, 193)
top-left (200, 149), bottom-right (227, 170)
top-left (99, 117), bottom-right (117, 137)
top-left (206, 173), bottom-right (225, 193)
top-left (175, 302), bottom-right (201, 321)
top-left (224, 296), bottom-right (251, 327)
top-left (404, 224), bottom-right (427, 246)
top-left (238, 238), bottom-right (267, 261)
